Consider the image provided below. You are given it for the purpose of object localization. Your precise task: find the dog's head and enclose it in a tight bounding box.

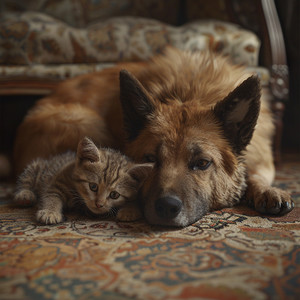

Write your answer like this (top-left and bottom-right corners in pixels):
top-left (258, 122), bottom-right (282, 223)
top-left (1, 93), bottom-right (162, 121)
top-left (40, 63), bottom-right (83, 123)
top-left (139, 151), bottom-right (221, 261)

top-left (119, 70), bottom-right (261, 227)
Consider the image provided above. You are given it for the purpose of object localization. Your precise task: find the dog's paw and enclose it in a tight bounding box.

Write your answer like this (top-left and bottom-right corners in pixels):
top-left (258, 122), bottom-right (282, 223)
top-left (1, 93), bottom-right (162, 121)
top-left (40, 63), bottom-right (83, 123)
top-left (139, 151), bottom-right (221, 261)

top-left (36, 209), bottom-right (64, 224)
top-left (254, 187), bottom-right (294, 215)
top-left (14, 189), bottom-right (36, 207)
top-left (116, 206), bottom-right (142, 222)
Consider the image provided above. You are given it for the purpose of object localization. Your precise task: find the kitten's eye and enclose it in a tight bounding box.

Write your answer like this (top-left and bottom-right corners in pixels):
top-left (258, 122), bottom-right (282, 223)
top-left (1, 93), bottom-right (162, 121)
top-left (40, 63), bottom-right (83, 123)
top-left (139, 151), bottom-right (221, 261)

top-left (89, 183), bottom-right (98, 192)
top-left (144, 154), bottom-right (156, 163)
top-left (189, 159), bottom-right (211, 171)
top-left (109, 191), bottom-right (120, 199)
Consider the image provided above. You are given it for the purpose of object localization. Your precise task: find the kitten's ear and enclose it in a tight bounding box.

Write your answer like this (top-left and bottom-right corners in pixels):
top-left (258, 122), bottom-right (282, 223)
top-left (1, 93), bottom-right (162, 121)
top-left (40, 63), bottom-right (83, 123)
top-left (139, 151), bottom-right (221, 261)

top-left (128, 163), bottom-right (153, 186)
top-left (213, 76), bottom-right (261, 154)
top-left (119, 70), bottom-right (155, 141)
top-left (77, 137), bottom-right (100, 163)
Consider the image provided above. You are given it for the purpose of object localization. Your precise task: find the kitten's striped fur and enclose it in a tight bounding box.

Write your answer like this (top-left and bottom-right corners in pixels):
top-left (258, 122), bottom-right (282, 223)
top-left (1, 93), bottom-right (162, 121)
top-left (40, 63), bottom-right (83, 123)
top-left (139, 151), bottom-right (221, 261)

top-left (14, 137), bottom-right (152, 224)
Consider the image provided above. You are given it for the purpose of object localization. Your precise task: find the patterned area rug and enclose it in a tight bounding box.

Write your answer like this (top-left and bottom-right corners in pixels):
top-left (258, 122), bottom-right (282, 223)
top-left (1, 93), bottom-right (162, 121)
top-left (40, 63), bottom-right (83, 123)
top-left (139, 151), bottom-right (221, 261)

top-left (0, 156), bottom-right (299, 300)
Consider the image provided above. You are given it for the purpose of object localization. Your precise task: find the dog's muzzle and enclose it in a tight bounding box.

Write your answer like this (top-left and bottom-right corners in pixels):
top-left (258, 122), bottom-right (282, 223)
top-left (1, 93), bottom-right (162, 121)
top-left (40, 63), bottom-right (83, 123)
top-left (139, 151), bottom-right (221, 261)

top-left (155, 196), bottom-right (183, 219)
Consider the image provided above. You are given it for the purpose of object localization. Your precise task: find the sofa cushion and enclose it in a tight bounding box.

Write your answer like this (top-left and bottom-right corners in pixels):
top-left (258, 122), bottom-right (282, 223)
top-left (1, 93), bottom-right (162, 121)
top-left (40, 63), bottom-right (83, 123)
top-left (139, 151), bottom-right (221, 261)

top-left (0, 13), bottom-right (260, 66)
top-left (0, 63), bottom-right (270, 96)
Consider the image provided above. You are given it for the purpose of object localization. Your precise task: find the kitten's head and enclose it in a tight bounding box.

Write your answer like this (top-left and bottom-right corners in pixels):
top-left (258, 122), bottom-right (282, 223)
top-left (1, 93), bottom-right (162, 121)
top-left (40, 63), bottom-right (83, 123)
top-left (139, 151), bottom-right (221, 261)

top-left (73, 137), bottom-right (152, 216)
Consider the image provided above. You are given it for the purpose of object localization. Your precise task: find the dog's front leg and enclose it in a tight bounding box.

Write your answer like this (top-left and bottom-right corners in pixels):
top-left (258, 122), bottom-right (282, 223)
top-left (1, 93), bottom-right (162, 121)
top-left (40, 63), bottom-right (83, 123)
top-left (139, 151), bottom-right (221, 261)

top-left (245, 173), bottom-right (294, 215)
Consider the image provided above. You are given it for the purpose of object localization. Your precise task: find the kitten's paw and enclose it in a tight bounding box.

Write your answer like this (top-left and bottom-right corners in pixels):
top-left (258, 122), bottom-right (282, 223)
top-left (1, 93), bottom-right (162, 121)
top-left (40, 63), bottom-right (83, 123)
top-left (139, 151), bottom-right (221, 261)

top-left (36, 209), bottom-right (64, 224)
top-left (116, 206), bottom-right (142, 222)
top-left (14, 189), bottom-right (36, 207)
top-left (254, 187), bottom-right (294, 215)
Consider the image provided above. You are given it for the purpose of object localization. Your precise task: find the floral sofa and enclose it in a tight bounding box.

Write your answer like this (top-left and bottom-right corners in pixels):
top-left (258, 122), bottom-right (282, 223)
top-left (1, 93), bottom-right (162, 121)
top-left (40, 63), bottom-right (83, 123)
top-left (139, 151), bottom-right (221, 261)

top-left (0, 0), bottom-right (288, 161)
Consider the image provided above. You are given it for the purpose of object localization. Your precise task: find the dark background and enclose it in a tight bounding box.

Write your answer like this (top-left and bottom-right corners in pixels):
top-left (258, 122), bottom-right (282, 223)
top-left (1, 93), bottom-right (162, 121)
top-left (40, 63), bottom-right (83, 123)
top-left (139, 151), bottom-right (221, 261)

top-left (276, 0), bottom-right (300, 152)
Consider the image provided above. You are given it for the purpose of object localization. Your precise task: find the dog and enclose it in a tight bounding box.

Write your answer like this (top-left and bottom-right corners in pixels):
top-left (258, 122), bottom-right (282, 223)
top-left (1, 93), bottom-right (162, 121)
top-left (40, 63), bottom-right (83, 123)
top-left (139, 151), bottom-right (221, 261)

top-left (14, 48), bottom-right (294, 227)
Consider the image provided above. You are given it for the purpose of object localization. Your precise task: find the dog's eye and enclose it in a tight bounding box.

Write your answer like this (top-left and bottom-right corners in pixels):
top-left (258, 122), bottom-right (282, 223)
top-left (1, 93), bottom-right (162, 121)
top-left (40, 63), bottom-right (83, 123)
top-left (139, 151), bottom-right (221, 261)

top-left (89, 183), bottom-right (98, 192)
top-left (144, 154), bottom-right (156, 163)
top-left (189, 159), bottom-right (211, 171)
top-left (109, 191), bottom-right (120, 199)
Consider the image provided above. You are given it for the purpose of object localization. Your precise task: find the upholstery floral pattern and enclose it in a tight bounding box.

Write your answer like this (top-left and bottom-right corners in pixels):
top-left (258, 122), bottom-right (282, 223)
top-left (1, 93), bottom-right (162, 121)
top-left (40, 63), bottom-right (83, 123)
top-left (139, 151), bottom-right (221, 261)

top-left (0, 13), bottom-right (260, 66)
top-left (0, 156), bottom-right (299, 299)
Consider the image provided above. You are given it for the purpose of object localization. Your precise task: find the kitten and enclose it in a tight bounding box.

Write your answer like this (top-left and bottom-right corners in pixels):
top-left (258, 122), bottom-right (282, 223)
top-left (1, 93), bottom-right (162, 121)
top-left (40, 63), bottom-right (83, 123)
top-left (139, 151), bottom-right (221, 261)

top-left (14, 137), bottom-right (152, 224)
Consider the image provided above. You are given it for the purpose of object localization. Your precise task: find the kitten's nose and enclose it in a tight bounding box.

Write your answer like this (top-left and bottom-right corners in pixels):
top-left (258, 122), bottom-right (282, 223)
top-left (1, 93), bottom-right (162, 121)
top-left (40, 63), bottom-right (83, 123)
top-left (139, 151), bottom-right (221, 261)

top-left (155, 196), bottom-right (182, 219)
top-left (96, 202), bottom-right (104, 208)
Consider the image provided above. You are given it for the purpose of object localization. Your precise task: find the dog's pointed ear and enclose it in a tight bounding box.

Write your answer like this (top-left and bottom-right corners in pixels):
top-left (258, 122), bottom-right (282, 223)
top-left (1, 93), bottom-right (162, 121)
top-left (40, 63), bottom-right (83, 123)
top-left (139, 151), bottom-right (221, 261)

top-left (119, 70), bottom-right (155, 141)
top-left (77, 137), bottom-right (100, 163)
top-left (213, 76), bottom-right (261, 153)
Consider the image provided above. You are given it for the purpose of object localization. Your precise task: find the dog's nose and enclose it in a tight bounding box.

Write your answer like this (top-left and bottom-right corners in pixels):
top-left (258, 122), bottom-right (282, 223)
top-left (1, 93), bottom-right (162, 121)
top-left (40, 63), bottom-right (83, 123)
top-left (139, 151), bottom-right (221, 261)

top-left (155, 196), bottom-right (182, 219)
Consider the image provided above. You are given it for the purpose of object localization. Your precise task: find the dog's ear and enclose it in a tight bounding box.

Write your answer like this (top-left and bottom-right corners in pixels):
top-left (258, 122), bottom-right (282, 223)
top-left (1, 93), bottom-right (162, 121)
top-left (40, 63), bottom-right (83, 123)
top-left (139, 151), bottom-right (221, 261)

top-left (77, 137), bottom-right (100, 163)
top-left (119, 70), bottom-right (155, 141)
top-left (213, 76), bottom-right (261, 153)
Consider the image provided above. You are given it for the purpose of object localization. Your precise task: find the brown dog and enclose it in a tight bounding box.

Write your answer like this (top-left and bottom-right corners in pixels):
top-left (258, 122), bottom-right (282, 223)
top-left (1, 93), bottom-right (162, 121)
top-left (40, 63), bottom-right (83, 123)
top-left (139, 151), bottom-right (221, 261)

top-left (14, 48), bottom-right (294, 227)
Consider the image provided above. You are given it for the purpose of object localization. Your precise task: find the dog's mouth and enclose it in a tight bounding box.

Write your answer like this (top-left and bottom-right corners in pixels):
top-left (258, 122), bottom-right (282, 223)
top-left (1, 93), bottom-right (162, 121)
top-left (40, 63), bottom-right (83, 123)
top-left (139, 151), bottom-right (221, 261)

top-left (142, 193), bottom-right (209, 227)
top-left (143, 206), bottom-right (205, 227)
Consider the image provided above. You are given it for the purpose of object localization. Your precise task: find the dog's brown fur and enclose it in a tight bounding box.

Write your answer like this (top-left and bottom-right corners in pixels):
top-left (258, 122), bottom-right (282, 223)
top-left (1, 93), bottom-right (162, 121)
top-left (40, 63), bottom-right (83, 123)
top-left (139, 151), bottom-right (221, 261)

top-left (14, 48), bottom-right (293, 227)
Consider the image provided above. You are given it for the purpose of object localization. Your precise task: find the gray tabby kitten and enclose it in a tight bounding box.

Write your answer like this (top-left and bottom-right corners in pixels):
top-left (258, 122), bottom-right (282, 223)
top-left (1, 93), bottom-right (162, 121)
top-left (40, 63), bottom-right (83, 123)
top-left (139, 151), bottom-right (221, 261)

top-left (14, 137), bottom-right (152, 224)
